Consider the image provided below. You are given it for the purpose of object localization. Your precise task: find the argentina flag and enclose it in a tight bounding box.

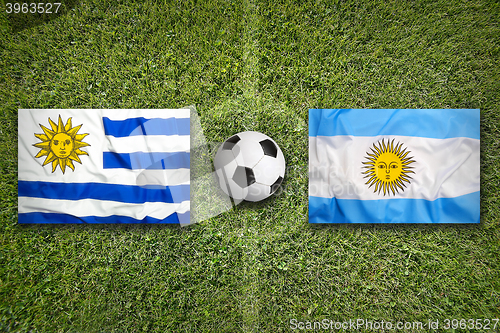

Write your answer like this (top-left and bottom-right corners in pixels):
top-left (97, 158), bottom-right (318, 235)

top-left (309, 109), bottom-right (480, 223)
top-left (18, 109), bottom-right (190, 224)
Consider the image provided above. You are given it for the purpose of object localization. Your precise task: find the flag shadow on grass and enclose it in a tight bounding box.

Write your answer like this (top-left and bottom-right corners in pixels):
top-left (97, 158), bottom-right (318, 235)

top-left (135, 106), bottom-right (236, 227)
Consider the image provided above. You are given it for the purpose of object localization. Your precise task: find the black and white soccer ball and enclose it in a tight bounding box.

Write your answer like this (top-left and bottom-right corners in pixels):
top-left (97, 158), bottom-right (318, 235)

top-left (214, 131), bottom-right (285, 202)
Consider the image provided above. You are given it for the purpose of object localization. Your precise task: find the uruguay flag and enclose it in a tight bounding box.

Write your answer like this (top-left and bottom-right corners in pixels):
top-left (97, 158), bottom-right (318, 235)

top-left (18, 109), bottom-right (190, 224)
top-left (309, 109), bottom-right (480, 223)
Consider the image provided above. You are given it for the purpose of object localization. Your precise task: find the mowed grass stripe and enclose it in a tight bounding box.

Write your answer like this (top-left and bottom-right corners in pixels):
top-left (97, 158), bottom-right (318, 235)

top-left (238, 0), bottom-right (262, 331)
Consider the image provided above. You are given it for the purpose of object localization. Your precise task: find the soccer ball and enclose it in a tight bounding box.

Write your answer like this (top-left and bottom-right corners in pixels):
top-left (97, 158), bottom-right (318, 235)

top-left (214, 131), bottom-right (286, 202)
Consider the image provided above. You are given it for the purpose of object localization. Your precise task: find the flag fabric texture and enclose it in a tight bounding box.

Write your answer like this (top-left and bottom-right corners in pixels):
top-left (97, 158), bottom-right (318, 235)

top-left (309, 109), bottom-right (480, 223)
top-left (18, 109), bottom-right (190, 224)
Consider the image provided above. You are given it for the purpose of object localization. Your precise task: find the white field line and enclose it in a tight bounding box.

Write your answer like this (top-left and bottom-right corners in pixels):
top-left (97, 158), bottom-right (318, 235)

top-left (239, 0), bottom-right (262, 331)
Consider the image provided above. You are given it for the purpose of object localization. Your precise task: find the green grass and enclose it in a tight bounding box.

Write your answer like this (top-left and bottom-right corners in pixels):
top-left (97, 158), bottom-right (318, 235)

top-left (1, 0), bottom-right (499, 331)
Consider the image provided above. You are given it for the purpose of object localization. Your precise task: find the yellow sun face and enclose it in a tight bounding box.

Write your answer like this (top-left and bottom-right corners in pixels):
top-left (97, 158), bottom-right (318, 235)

top-left (50, 132), bottom-right (74, 158)
top-left (33, 115), bottom-right (90, 174)
top-left (362, 138), bottom-right (416, 196)
top-left (375, 151), bottom-right (402, 182)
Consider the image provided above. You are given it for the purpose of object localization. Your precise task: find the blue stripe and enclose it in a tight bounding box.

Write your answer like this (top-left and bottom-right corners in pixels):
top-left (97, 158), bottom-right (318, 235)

top-left (309, 192), bottom-right (480, 223)
top-left (103, 152), bottom-right (190, 170)
top-left (18, 211), bottom-right (189, 224)
top-left (309, 109), bottom-right (480, 140)
top-left (103, 117), bottom-right (190, 137)
top-left (18, 181), bottom-right (189, 204)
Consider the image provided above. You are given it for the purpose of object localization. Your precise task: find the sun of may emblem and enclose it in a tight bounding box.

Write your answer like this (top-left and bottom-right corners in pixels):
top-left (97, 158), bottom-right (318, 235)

top-left (362, 138), bottom-right (416, 196)
top-left (33, 115), bottom-right (90, 174)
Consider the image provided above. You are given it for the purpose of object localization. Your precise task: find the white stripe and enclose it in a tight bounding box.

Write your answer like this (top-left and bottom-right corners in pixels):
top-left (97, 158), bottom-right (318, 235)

top-left (18, 163), bottom-right (190, 186)
top-left (104, 135), bottom-right (190, 153)
top-left (19, 109), bottom-right (191, 120)
top-left (309, 135), bottom-right (480, 200)
top-left (102, 109), bottom-right (190, 120)
top-left (18, 197), bottom-right (190, 220)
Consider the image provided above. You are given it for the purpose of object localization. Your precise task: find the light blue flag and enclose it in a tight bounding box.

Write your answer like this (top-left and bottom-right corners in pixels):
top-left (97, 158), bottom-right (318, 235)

top-left (309, 109), bottom-right (480, 223)
top-left (18, 109), bottom-right (190, 224)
